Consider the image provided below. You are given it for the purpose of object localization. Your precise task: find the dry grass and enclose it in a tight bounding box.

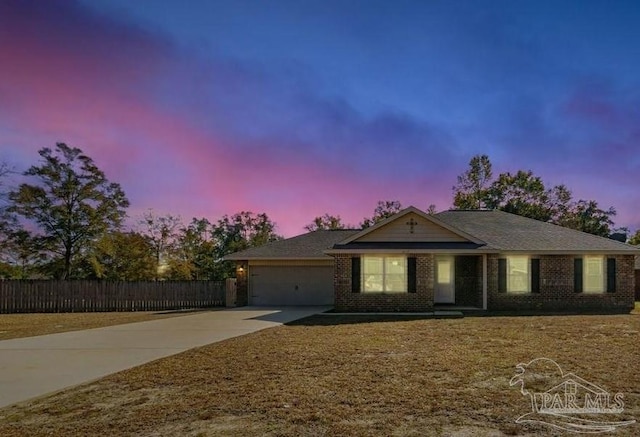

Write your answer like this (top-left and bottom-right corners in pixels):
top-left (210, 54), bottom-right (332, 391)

top-left (0, 313), bottom-right (639, 436)
top-left (0, 311), bottom-right (192, 340)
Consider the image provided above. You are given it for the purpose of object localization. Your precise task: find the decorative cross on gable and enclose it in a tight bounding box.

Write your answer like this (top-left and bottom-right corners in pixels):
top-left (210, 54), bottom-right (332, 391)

top-left (406, 217), bottom-right (418, 234)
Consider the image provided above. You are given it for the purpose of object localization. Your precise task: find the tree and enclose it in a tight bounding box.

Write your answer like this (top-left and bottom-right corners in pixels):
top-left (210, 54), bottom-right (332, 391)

top-left (555, 200), bottom-right (616, 238)
top-left (83, 231), bottom-right (156, 280)
top-left (169, 218), bottom-right (217, 280)
top-left (485, 170), bottom-right (553, 222)
top-left (0, 162), bottom-right (15, 260)
top-left (451, 155), bottom-right (618, 237)
top-left (628, 230), bottom-right (640, 246)
top-left (361, 200), bottom-right (402, 228)
top-left (0, 163), bottom-right (12, 272)
top-left (0, 229), bottom-right (46, 279)
top-left (305, 214), bottom-right (346, 231)
top-left (453, 154), bottom-right (492, 209)
top-left (212, 211), bottom-right (282, 279)
top-left (138, 211), bottom-right (182, 280)
top-left (1, 163), bottom-right (50, 278)
top-left (547, 184), bottom-right (573, 224)
top-left (8, 144), bottom-right (129, 279)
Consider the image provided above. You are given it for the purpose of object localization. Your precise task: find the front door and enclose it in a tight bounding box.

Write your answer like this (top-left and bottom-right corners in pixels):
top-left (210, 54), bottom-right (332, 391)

top-left (434, 256), bottom-right (455, 304)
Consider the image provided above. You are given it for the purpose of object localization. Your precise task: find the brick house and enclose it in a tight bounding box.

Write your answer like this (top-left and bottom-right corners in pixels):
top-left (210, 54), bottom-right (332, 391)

top-left (226, 206), bottom-right (639, 312)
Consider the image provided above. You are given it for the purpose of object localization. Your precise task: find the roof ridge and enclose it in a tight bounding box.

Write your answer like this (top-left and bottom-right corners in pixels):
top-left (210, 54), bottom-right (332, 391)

top-left (438, 209), bottom-right (496, 213)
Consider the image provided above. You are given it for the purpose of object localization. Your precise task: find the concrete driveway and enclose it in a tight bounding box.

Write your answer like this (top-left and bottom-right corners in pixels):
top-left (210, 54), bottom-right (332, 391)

top-left (0, 306), bottom-right (327, 409)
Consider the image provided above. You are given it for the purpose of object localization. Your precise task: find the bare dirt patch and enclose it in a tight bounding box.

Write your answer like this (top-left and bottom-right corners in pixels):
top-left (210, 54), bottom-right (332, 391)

top-left (0, 311), bottom-right (193, 340)
top-left (0, 313), bottom-right (638, 436)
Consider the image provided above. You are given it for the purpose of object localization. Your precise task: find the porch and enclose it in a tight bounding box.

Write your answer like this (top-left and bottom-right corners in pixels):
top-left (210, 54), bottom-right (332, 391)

top-left (432, 254), bottom-right (487, 310)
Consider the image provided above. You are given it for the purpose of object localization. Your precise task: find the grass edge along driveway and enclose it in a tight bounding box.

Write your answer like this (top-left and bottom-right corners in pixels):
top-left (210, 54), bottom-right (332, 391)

top-left (0, 310), bottom-right (198, 340)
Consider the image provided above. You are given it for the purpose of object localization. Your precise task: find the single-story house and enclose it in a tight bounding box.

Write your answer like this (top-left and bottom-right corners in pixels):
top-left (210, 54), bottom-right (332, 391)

top-left (225, 206), bottom-right (639, 312)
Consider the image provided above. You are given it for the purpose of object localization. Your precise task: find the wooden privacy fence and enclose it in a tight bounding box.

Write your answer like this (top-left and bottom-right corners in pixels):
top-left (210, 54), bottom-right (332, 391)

top-left (0, 280), bottom-right (227, 313)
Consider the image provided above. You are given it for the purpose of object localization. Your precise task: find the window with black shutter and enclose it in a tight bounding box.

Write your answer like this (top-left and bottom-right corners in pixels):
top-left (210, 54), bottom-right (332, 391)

top-left (531, 258), bottom-right (540, 293)
top-left (498, 258), bottom-right (507, 293)
top-left (407, 257), bottom-right (417, 293)
top-left (574, 258), bottom-right (583, 293)
top-left (351, 257), bottom-right (360, 293)
top-left (607, 258), bottom-right (616, 293)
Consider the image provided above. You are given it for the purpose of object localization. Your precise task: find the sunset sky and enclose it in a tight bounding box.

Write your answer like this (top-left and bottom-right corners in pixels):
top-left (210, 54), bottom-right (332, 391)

top-left (1, 0), bottom-right (639, 237)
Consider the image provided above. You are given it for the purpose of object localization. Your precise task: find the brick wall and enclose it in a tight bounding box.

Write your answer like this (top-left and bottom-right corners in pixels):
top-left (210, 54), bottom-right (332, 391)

top-left (488, 255), bottom-right (635, 312)
top-left (238, 253), bottom-right (635, 312)
top-left (235, 262), bottom-right (248, 306)
top-left (334, 254), bottom-right (434, 312)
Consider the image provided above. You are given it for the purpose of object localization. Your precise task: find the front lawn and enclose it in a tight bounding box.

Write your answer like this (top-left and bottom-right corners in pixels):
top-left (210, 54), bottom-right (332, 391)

top-left (1, 313), bottom-right (638, 436)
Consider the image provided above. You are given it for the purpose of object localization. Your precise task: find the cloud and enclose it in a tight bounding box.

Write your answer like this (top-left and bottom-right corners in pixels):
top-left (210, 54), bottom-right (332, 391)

top-left (0, 0), bottom-right (459, 236)
top-left (2, 0), bottom-right (636, 236)
top-left (483, 79), bottom-right (640, 231)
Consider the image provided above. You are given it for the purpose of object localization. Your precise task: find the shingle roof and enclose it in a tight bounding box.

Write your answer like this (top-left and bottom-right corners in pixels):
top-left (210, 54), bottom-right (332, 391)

top-left (224, 229), bottom-right (359, 260)
top-left (435, 210), bottom-right (639, 253)
top-left (225, 209), bottom-right (640, 260)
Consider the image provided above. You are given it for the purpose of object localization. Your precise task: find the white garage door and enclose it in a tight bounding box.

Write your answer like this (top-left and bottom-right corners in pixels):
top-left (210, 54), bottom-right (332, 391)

top-left (249, 265), bottom-right (334, 306)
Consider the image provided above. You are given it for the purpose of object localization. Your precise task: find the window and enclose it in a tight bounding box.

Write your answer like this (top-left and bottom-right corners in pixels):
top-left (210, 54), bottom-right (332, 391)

top-left (362, 256), bottom-right (407, 293)
top-left (436, 259), bottom-right (452, 284)
top-left (507, 256), bottom-right (530, 293)
top-left (583, 255), bottom-right (605, 293)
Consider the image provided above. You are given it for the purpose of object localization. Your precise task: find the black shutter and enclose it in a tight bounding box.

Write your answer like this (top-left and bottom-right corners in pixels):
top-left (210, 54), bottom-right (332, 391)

top-left (407, 257), bottom-right (417, 293)
top-left (574, 258), bottom-right (583, 293)
top-left (351, 257), bottom-right (361, 293)
top-left (498, 258), bottom-right (507, 293)
top-left (531, 258), bottom-right (540, 293)
top-left (607, 258), bottom-right (616, 293)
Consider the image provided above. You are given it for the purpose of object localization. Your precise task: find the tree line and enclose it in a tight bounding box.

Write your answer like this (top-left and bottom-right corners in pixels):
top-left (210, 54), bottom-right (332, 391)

top-left (0, 144), bottom-right (281, 280)
top-left (0, 145), bottom-right (637, 280)
top-left (452, 155), bottom-right (633, 239)
top-left (298, 155), bottom-right (639, 243)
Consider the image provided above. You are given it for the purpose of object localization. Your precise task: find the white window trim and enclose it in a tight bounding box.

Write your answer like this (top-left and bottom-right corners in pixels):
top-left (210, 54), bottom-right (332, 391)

top-left (361, 255), bottom-right (407, 293)
top-left (583, 255), bottom-right (605, 294)
top-left (506, 255), bottom-right (531, 294)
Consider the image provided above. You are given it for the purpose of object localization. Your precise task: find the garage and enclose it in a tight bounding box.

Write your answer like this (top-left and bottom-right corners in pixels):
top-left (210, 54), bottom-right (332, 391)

top-left (248, 262), bottom-right (334, 306)
top-left (224, 229), bottom-right (359, 307)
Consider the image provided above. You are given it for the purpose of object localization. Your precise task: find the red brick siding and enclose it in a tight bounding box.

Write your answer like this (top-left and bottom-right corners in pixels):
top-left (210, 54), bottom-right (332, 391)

top-left (336, 253), bottom-right (634, 312)
top-left (334, 254), bottom-right (434, 312)
top-left (488, 255), bottom-right (635, 312)
top-left (235, 262), bottom-right (248, 306)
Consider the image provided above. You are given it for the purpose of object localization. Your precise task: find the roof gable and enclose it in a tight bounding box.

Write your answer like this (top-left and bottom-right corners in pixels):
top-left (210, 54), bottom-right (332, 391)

top-left (339, 206), bottom-right (484, 245)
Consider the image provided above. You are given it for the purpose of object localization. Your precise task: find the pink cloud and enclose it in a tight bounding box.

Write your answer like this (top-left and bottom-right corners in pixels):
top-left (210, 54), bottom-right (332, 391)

top-left (6, 1), bottom-right (634, 239)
